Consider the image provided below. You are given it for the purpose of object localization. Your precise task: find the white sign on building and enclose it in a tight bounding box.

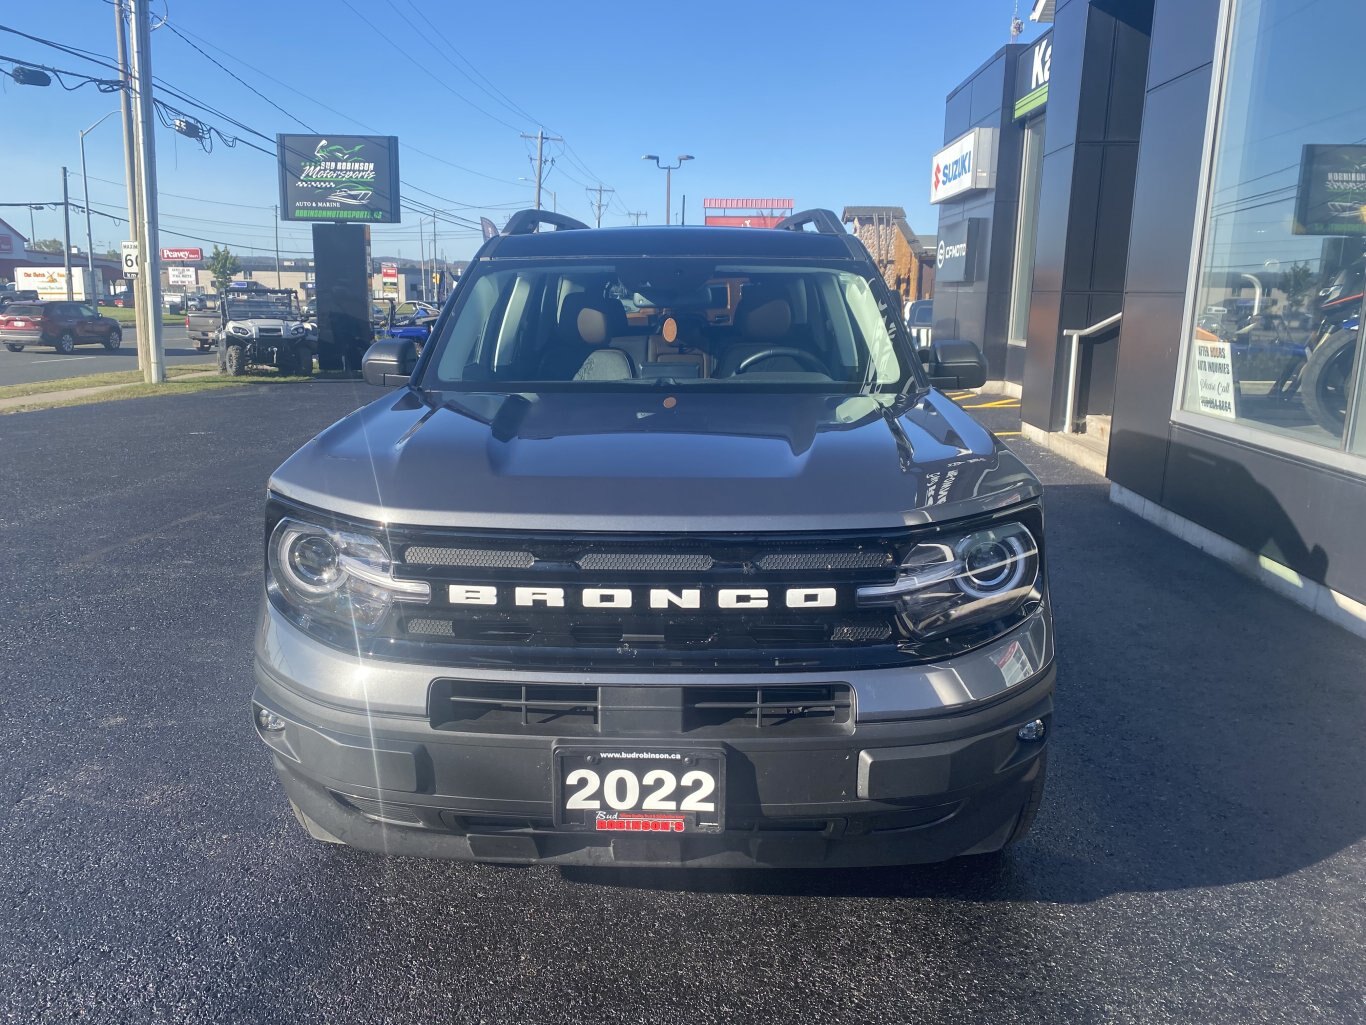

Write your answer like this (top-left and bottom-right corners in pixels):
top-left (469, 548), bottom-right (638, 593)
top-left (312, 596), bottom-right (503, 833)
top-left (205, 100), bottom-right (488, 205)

top-left (930, 128), bottom-right (999, 204)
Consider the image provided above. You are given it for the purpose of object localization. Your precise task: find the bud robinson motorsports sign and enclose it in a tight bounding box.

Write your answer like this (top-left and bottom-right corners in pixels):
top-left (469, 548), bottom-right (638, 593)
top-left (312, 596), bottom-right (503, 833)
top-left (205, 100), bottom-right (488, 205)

top-left (277, 134), bottom-right (401, 223)
top-left (1293, 144), bottom-right (1366, 236)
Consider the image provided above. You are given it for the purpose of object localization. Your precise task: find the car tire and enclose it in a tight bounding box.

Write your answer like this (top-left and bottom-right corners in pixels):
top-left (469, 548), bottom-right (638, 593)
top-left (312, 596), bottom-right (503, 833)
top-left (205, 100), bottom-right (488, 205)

top-left (55, 332), bottom-right (76, 355)
top-left (4, 343), bottom-right (24, 353)
top-left (1300, 326), bottom-right (1355, 435)
top-left (197, 340), bottom-right (211, 352)
top-left (103, 329), bottom-right (122, 351)
top-left (224, 342), bottom-right (246, 377)
top-left (289, 799), bottom-right (344, 845)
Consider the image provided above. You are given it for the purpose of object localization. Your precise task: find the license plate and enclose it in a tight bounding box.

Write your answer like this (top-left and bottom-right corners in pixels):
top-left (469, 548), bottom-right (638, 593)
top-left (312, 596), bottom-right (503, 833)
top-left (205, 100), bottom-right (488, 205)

top-left (553, 747), bottom-right (725, 834)
top-left (11, 321), bottom-right (28, 327)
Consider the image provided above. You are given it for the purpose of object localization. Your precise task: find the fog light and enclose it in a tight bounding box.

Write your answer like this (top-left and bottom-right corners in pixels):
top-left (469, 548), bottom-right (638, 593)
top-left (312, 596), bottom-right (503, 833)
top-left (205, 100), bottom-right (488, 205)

top-left (257, 707), bottom-right (287, 733)
top-left (1017, 718), bottom-right (1046, 742)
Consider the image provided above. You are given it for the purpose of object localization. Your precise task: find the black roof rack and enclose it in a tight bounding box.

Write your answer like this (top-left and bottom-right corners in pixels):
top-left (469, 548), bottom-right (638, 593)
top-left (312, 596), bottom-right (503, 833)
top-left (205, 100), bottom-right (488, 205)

top-left (501, 209), bottom-right (591, 236)
top-left (774, 209), bottom-right (847, 235)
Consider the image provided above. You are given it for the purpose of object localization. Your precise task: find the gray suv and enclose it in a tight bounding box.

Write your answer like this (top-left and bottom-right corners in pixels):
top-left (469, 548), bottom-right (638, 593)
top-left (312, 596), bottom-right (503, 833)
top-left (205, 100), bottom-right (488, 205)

top-left (252, 209), bottom-right (1053, 868)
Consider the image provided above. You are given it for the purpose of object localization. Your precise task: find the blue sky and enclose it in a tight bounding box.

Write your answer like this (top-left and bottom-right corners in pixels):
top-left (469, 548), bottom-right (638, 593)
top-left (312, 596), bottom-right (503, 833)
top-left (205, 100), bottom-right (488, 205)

top-left (2, 1), bottom-right (1043, 261)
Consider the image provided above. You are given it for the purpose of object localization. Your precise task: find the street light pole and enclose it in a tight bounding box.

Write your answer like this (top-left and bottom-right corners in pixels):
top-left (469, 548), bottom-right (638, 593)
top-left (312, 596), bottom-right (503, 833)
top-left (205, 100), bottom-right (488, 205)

top-left (642, 154), bottom-right (694, 224)
top-left (80, 111), bottom-right (119, 304)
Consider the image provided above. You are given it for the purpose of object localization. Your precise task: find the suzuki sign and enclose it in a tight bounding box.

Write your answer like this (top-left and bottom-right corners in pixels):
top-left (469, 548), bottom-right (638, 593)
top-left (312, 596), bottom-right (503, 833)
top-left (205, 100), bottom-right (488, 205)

top-left (930, 128), bottom-right (998, 204)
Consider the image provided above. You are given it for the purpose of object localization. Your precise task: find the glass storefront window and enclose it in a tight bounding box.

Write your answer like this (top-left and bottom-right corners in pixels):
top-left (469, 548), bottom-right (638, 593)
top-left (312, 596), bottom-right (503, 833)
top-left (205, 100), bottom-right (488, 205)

top-left (1181, 0), bottom-right (1366, 460)
top-left (1008, 117), bottom-right (1045, 347)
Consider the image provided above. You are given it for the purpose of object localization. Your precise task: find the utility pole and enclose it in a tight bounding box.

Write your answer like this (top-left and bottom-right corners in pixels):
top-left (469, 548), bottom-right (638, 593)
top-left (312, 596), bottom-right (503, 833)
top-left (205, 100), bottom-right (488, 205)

top-left (587, 184), bottom-right (615, 228)
top-left (430, 208), bottom-right (439, 300)
top-left (61, 168), bottom-right (74, 300)
top-left (520, 129), bottom-right (563, 210)
top-left (128, 0), bottom-right (165, 383)
top-left (680, 195), bottom-right (686, 226)
top-left (418, 217), bottom-right (427, 302)
top-left (627, 211), bottom-right (647, 226)
top-left (273, 205), bottom-right (281, 287)
top-left (114, 0), bottom-right (148, 372)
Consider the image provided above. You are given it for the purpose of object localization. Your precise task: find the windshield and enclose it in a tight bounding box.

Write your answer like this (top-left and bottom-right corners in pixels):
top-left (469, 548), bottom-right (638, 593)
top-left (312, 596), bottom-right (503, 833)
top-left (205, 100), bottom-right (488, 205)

top-left (420, 259), bottom-right (918, 393)
top-left (224, 294), bottom-right (297, 320)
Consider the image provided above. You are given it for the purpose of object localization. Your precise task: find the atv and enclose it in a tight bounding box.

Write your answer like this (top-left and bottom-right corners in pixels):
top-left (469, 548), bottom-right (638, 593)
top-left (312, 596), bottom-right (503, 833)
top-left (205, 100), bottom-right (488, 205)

top-left (215, 288), bottom-right (315, 377)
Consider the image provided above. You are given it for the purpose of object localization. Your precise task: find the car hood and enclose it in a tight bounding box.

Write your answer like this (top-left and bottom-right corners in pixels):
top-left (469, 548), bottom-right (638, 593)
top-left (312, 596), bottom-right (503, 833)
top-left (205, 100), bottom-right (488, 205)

top-left (269, 389), bottom-right (1041, 531)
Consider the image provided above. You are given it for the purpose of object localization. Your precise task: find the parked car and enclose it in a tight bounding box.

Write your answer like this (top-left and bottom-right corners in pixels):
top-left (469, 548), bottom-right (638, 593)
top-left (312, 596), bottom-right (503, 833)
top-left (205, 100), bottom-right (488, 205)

top-left (905, 299), bottom-right (934, 349)
top-left (252, 208), bottom-right (1049, 869)
top-left (185, 308), bottom-right (221, 351)
top-left (0, 288), bottom-right (40, 309)
top-left (0, 300), bottom-right (123, 354)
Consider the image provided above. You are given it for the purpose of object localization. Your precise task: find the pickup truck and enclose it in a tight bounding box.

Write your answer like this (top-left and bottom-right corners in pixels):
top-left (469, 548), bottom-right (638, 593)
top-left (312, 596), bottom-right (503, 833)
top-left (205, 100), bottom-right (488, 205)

top-left (185, 308), bottom-right (220, 351)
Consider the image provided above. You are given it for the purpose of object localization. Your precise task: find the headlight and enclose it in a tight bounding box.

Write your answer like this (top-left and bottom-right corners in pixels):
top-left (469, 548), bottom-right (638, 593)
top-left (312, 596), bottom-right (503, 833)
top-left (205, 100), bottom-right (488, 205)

top-left (228, 324), bottom-right (252, 337)
top-left (856, 521), bottom-right (1039, 639)
top-left (268, 517), bottom-right (429, 631)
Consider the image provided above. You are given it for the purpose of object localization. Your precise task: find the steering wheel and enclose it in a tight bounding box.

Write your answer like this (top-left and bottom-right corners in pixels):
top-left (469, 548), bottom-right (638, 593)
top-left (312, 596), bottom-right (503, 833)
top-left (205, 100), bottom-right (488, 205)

top-left (735, 347), bottom-right (828, 374)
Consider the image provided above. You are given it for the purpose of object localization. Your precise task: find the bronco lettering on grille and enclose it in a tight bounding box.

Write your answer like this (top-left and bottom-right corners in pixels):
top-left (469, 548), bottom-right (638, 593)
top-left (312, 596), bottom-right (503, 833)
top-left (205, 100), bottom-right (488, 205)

top-left (447, 586), bottom-right (838, 610)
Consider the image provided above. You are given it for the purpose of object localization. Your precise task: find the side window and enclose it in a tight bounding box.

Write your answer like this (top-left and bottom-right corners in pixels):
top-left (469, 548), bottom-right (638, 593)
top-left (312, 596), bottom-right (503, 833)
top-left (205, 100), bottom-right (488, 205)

top-left (436, 273), bottom-right (503, 379)
top-left (78, 305), bottom-right (96, 318)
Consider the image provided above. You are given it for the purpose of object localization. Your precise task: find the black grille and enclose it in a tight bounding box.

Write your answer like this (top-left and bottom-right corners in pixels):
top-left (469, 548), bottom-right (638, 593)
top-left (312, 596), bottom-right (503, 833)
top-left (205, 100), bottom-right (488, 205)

top-left (379, 525), bottom-right (915, 671)
top-left (577, 552), bottom-right (715, 572)
top-left (406, 546), bottom-right (534, 568)
top-left (430, 680), bottom-right (599, 735)
top-left (683, 685), bottom-right (853, 731)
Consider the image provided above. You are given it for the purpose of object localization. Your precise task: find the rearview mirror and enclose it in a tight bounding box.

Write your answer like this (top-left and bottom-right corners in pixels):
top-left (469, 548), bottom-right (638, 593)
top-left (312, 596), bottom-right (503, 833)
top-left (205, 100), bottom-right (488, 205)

top-left (362, 339), bottom-right (419, 387)
top-left (927, 338), bottom-right (987, 390)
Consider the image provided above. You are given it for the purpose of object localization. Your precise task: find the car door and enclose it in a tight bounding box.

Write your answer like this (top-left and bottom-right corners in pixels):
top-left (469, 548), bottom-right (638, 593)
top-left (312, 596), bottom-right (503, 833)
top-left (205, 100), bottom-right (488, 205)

top-left (75, 304), bottom-right (102, 343)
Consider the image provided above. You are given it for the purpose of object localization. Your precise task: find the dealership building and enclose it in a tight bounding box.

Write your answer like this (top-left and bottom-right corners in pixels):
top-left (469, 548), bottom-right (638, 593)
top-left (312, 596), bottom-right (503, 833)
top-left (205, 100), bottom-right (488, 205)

top-left (931, 0), bottom-right (1366, 636)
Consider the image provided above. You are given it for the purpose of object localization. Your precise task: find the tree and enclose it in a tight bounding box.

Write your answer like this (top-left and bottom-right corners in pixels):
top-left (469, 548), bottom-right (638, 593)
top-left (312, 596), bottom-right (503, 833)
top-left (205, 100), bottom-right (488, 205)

top-left (1278, 261), bottom-right (1315, 312)
top-left (30, 238), bottom-right (64, 253)
top-left (206, 245), bottom-right (242, 291)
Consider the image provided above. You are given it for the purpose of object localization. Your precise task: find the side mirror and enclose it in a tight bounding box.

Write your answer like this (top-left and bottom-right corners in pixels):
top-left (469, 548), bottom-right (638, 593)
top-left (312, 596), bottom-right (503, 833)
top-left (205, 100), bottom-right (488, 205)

top-left (362, 339), bottom-right (419, 387)
top-left (927, 338), bottom-right (987, 390)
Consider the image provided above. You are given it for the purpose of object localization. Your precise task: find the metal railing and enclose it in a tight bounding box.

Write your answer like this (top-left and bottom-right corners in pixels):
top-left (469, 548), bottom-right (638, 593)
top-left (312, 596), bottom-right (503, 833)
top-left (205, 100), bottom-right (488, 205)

top-left (1063, 312), bottom-right (1123, 433)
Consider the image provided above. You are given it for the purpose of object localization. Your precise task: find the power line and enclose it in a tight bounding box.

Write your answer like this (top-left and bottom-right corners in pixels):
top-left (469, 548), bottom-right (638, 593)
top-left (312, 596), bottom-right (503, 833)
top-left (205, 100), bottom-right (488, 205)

top-left (337, 0), bottom-right (526, 132)
top-left (160, 21), bottom-right (317, 132)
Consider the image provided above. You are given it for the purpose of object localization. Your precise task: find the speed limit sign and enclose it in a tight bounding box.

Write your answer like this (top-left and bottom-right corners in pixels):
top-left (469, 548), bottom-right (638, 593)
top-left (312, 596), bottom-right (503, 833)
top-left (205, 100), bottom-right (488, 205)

top-left (121, 240), bottom-right (140, 276)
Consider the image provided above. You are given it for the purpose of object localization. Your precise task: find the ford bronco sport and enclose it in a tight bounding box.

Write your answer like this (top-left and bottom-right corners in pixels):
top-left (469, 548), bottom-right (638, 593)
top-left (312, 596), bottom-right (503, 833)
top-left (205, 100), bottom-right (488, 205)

top-left (252, 209), bottom-right (1053, 867)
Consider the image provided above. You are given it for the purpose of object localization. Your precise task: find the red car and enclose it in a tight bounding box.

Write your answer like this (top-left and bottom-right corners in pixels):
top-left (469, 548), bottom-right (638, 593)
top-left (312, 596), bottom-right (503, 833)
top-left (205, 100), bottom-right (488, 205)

top-left (0, 301), bottom-right (123, 355)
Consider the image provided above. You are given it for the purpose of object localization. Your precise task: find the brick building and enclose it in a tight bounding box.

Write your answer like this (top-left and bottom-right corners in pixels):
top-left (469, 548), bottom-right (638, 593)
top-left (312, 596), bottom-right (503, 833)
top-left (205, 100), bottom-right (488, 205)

top-left (841, 206), bottom-right (936, 308)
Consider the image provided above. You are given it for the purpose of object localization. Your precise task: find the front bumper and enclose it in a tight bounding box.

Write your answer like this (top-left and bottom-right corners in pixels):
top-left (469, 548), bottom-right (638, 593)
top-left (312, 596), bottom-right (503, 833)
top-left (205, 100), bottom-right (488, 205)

top-left (253, 602), bottom-right (1054, 868)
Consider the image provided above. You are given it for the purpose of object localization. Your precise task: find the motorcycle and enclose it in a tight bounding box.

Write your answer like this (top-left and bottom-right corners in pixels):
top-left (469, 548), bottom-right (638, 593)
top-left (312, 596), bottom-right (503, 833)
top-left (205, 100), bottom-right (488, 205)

top-left (1266, 259), bottom-right (1362, 435)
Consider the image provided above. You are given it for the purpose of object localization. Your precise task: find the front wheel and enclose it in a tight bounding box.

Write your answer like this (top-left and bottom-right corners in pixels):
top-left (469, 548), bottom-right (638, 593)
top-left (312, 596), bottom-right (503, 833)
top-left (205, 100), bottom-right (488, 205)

top-left (224, 343), bottom-right (246, 377)
top-left (54, 332), bottom-right (76, 355)
top-left (1300, 326), bottom-right (1357, 435)
top-left (4, 343), bottom-right (24, 353)
top-left (103, 329), bottom-right (122, 351)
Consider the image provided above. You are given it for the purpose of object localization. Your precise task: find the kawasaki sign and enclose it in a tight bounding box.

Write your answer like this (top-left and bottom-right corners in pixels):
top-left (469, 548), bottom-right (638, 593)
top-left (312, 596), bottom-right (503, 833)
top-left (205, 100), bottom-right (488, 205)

top-left (930, 128), bottom-right (998, 204)
top-left (277, 134), bottom-right (401, 223)
top-left (1014, 32), bottom-right (1052, 120)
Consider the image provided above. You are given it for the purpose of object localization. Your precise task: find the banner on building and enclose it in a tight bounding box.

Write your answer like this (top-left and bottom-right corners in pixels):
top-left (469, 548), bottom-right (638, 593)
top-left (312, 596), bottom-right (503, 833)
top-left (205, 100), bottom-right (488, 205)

top-left (703, 198), bottom-right (794, 228)
top-left (1294, 144), bottom-right (1366, 235)
top-left (277, 134), bottom-right (401, 224)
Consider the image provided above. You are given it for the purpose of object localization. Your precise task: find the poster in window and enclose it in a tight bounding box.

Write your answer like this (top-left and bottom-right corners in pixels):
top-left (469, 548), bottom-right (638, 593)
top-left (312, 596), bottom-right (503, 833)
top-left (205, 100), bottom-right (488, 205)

top-left (1293, 144), bottom-right (1366, 236)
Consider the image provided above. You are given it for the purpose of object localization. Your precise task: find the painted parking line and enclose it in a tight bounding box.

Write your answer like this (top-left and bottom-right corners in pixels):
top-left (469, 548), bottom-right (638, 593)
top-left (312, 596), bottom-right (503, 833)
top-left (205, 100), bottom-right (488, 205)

top-left (29, 356), bottom-right (100, 364)
top-left (996, 431), bottom-right (1022, 436)
top-left (961, 399), bottom-right (1021, 409)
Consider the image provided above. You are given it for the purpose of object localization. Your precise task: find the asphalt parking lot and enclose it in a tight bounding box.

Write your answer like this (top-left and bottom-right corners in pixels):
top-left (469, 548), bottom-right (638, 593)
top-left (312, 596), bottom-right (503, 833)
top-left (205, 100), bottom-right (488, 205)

top-left (1, 384), bottom-right (1362, 1024)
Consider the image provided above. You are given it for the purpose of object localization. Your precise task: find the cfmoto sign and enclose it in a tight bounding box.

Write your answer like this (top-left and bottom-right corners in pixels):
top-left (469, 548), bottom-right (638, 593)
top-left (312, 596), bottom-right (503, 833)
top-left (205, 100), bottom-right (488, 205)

top-left (930, 128), bottom-right (998, 204)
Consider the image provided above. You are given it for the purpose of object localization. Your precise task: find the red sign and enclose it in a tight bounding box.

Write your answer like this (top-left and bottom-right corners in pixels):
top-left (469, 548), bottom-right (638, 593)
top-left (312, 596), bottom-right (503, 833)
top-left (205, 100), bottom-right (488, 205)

top-left (703, 215), bottom-right (788, 228)
top-left (701, 198), bottom-right (794, 210)
top-left (160, 247), bottom-right (203, 262)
